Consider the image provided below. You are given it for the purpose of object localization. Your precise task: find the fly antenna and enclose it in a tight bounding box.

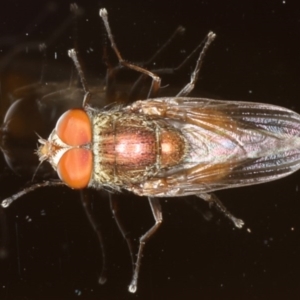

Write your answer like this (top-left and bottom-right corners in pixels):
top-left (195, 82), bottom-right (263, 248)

top-left (31, 133), bottom-right (48, 182)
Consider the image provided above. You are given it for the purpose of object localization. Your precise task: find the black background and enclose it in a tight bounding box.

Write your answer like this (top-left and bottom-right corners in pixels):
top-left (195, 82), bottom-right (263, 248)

top-left (1, 0), bottom-right (300, 299)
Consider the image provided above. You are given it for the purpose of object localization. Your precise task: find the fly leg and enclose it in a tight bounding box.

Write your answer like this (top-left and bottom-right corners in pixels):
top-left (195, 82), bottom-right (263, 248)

top-left (109, 195), bottom-right (162, 293)
top-left (197, 193), bottom-right (244, 228)
top-left (100, 8), bottom-right (161, 99)
top-left (129, 30), bottom-right (217, 102)
top-left (130, 197), bottom-right (162, 293)
top-left (108, 193), bottom-right (136, 284)
top-left (68, 49), bottom-right (92, 108)
top-left (177, 31), bottom-right (216, 97)
top-left (127, 26), bottom-right (185, 103)
top-left (80, 190), bottom-right (107, 285)
top-left (1, 180), bottom-right (66, 208)
top-left (131, 176), bottom-right (244, 229)
top-left (102, 25), bottom-right (185, 104)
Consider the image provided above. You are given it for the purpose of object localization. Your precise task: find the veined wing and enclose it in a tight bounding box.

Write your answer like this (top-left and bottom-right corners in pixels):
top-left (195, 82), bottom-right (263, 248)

top-left (128, 98), bottom-right (300, 196)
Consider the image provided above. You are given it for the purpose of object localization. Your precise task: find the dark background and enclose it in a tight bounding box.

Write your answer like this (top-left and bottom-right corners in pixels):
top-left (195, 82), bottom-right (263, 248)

top-left (1, 0), bottom-right (300, 299)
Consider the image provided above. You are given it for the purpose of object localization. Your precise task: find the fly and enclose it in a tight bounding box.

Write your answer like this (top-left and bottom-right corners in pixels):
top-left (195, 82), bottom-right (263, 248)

top-left (2, 8), bottom-right (300, 293)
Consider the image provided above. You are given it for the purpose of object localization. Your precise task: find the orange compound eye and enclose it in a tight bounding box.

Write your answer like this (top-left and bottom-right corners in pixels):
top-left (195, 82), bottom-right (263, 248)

top-left (57, 148), bottom-right (93, 189)
top-left (56, 109), bottom-right (92, 146)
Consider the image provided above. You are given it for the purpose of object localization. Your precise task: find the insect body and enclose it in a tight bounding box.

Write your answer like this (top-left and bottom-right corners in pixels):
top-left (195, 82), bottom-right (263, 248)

top-left (38, 96), bottom-right (300, 198)
top-left (38, 107), bottom-right (186, 190)
top-left (2, 8), bottom-right (300, 293)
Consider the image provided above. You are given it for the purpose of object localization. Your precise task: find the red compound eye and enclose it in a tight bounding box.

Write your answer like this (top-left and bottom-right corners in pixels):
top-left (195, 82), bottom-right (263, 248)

top-left (55, 109), bottom-right (93, 189)
top-left (56, 109), bottom-right (92, 146)
top-left (57, 148), bottom-right (92, 189)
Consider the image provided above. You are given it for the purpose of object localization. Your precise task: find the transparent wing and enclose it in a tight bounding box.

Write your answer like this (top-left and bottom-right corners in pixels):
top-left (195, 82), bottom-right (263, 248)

top-left (127, 97), bottom-right (300, 196)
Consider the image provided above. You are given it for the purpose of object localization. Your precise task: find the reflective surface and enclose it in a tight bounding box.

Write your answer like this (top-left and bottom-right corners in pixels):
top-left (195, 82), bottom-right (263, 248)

top-left (1, 0), bottom-right (300, 299)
